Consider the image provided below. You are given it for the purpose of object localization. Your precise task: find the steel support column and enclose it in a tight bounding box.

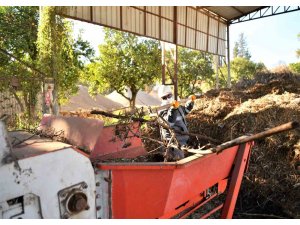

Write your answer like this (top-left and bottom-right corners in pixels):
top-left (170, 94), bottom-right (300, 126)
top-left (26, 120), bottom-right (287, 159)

top-left (161, 42), bottom-right (166, 85)
top-left (173, 6), bottom-right (178, 100)
top-left (226, 23), bottom-right (231, 88)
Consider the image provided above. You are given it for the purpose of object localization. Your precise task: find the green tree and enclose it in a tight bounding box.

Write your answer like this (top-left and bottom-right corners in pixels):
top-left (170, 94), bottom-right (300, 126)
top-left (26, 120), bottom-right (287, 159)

top-left (219, 58), bottom-right (267, 85)
top-left (233, 33), bottom-right (251, 59)
top-left (289, 63), bottom-right (300, 74)
top-left (0, 6), bottom-right (41, 123)
top-left (289, 33), bottom-right (300, 74)
top-left (233, 42), bottom-right (239, 58)
top-left (177, 48), bottom-right (214, 97)
top-left (84, 28), bottom-right (161, 109)
top-left (37, 6), bottom-right (94, 114)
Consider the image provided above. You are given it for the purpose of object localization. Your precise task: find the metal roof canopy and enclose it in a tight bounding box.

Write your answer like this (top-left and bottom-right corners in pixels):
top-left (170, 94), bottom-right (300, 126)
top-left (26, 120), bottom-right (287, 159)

top-left (58, 6), bottom-right (300, 92)
top-left (59, 6), bottom-right (231, 57)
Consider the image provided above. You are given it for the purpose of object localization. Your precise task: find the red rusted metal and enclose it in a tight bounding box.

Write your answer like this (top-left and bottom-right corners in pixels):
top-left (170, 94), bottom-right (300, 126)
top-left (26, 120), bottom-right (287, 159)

top-left (220, 142), bottom-right (253, 218)
top-left (40, 115), bottom-right (104, 152)
top-left (178, 193), bottom-right (218, 218)
top-left (201, 204), bottom-right (224, 219)
top-left (40, 116), bottom-right (146, 160)
top-left (97, 142), bottom-right (253, 219)
top-left (90, 122), bottom-right (147, 161)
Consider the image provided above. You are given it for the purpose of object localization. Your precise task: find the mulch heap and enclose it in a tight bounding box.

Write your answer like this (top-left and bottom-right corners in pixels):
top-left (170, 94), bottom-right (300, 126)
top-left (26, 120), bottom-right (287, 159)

top-left (143, 72), bottom-right (300, 218)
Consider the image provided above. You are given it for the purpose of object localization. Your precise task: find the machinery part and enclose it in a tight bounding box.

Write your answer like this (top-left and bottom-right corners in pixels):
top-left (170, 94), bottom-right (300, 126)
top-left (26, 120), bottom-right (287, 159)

top-left (95, 169), bottom-right (111, 219)
top-left (58, 182), bottom-right (90, 218)
top-left (0, 141), bottom-right (96, 218)
top-left (0, 121), bottom-right (11, 167)
top-left (0, 194), bottom-right (42, 219)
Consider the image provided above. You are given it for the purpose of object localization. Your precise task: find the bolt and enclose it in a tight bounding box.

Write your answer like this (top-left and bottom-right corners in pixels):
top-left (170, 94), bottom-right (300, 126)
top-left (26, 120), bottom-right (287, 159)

top-left (96, 206), bottom-right (101, 211)
top-left (96, 182), bottom-right (100, 186)
top-left (82, 183), bottom-right (88, 189)
top-left (96, 194), bottom-right (100, 198)
top-left (61, 193), bottom-right (67, 198)
top-left (85, 205), bottom-right (90, 210)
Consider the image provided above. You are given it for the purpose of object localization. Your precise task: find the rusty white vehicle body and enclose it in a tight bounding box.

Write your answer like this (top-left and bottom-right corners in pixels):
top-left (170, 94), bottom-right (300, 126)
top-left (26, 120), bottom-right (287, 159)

top-left (0, 116), bottom-right (145, 219)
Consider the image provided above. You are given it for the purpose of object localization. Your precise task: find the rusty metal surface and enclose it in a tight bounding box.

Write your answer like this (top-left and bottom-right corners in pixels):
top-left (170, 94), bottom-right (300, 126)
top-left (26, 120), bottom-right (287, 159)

top-left (0, 147), bottom-right (97, 218)
top-left (9, 131), bottom-right (71, 160)
top-left (39, 115), bottom-right (104, 152)
top-left (90, 122), bottom-right (147, 161)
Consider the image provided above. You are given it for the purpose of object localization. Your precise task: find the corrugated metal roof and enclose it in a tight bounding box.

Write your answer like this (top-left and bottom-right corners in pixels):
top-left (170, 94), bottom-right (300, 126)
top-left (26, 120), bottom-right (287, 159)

top-left (59, 6), bottom-right (265, 57)
top-left (202, 6), bottom-right (265, 21)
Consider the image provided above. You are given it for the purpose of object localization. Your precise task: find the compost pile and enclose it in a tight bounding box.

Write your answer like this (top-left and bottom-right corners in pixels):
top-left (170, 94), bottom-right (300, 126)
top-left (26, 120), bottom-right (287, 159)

top-left (144, 72), bottom-right (300, 218)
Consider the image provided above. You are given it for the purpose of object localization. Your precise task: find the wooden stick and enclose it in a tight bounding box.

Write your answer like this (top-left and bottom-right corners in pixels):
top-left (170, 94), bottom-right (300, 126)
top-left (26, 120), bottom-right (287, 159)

top-left (91, 109), bottom-right (220, 143)
top-left (211, 121), bottom-right (299, 153)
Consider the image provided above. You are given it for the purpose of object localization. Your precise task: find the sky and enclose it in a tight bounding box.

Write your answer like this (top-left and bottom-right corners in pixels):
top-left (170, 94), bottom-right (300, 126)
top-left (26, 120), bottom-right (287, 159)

top-left (71, 7), bottom-right (300, 69)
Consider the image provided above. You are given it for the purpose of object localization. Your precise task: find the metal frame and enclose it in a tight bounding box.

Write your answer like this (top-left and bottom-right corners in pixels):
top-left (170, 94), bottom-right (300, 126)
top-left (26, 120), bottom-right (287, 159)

top-left (230, 6), bottom-right (300, 24)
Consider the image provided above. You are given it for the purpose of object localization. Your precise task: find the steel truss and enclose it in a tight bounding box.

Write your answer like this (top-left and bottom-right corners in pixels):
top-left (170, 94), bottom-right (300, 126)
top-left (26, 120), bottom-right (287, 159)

top-left (230, 6), bottom-right (300, 24)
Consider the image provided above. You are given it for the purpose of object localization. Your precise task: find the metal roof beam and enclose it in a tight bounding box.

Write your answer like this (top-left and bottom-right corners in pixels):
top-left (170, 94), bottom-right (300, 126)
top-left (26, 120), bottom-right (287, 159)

top-left (230, 6), bottom-right (300, 24)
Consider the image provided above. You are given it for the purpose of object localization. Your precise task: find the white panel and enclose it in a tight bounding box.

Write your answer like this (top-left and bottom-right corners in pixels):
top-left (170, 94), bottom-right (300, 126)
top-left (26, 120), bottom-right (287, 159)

top-left (218, 39), bottom-right (226, 56)
top-left (146, 14), bottom-right (159, 39)
top-left (100, 6), bottom-right (108, 25)
top-left (197, 12), bottom-right (208, 32)
top-left (219, 23), bottom-right (226, 40)
top-left (209, 17), bottom-right (218, 36)
top-left (186, 28), bottom-right (196, 49)
top-left (208, 36), bottom-right (218, 54)
top-left (161, 19), bottom-right (173, 42)
top-left (177, 25), bottom-right (185, 46)
top-left (177, 6), bottom-right (186, 24)
top-left (146, 6), bottom-right (159, 14)
top-left (161, 6), bottom-right (173, 20)
top-left (84, 7), bottom-right (91, 21)
top-left (123, 6), bottom-right (144, 34)
top-left (196, 32), bottom-right (207, 51)
top-left (187, 7), bottom-right (196, 29)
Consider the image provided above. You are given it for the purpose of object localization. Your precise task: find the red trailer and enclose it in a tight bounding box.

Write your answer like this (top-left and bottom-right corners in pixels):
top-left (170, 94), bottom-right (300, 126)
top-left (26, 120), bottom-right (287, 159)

top-left (93, 141), bottom-right (253, 219)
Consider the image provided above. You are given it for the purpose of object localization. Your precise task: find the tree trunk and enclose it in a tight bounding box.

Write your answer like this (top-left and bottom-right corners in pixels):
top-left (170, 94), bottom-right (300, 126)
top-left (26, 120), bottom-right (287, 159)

top-left (10, 89), bottom-right (24, 112)
top-left (129, 90), bottom-right (137, 110)
top-left (52, 80), bottom-right (59, 115)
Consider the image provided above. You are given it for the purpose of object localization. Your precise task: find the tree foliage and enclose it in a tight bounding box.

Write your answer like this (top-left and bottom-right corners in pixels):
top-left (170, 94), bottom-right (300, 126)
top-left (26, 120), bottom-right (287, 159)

top-left (289, 62), bottom-right (300, 74)
top-left (220, 32), bottom-right (267, 85)
top-left (219, 58), bottom-right (267, 85)
top-left (0, 6), bottom-right (94, 124)
top-left (289, 33), bottom-right (300, 74)
top-left (177, 48), bottom-right (214, 97)
top-left (37, 6), bottom-right (94, 114)
top-left (0, 6), bottom-right (41, 122)
top-left (84, 28), bottom-right (161, 108)
top-left (233, 33), bottom-right (251, 59)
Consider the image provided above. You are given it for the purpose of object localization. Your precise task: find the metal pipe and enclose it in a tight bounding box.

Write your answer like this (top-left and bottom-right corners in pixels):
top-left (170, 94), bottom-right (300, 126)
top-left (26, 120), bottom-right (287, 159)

top-left (226, 23), bottom-right (231, 88)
